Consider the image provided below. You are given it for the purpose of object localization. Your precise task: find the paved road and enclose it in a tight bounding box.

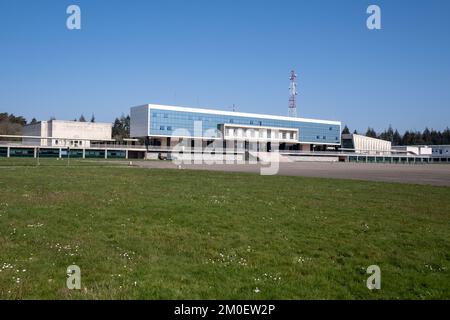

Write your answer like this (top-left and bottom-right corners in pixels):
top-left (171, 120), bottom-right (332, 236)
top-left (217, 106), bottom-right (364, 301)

top-left (124, 160), bottom-right (450, 186)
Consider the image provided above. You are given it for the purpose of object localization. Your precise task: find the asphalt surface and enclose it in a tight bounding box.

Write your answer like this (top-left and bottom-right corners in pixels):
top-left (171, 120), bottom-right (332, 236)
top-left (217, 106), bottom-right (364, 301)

top-left (125, 160), bottom-right (450, 186)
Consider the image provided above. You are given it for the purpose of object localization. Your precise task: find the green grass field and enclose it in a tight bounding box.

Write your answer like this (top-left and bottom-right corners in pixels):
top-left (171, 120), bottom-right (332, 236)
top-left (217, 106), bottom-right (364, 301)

top-left (0, 158), bottom-right (449, 299)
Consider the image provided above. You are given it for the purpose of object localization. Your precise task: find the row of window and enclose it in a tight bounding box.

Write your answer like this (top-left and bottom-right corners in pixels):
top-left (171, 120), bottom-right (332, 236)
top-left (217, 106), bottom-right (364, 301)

top-left (155, 125), bottom-right (337, 141)
top-left (149, 109), bottom-right (340, 143)
top-left (152, 120), bottom-right (336, 134)
top-left (151, 111), bottom-right (337, 131)
top-left (316, 135), bottom-right (339, 140)
top-left (54, 140), bottom-right (84, 146)
top-left (433, 149), bottom-right (449, 154)
top-left (225, 128), bottom-right (296, 140)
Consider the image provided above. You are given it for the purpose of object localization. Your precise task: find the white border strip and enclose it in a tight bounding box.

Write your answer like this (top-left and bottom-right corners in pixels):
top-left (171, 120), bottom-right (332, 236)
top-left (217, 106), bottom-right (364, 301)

top-left (133, 104), bottom-right (341, 126)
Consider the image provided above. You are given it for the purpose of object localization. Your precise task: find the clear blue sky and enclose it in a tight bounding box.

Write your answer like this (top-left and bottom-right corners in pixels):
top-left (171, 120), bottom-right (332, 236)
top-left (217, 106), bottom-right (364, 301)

top-left (1, 0), bottom-right (449, 133)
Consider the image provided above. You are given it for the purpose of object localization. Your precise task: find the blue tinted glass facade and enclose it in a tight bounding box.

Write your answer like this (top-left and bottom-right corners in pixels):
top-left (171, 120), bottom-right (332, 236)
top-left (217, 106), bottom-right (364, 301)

top-left (149, 108), bottom-right (340, 144)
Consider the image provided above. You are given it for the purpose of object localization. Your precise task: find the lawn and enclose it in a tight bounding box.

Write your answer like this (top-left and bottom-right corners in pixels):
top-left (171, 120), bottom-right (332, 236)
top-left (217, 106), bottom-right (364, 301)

top-left (0, 158), bottom-right (449, 299)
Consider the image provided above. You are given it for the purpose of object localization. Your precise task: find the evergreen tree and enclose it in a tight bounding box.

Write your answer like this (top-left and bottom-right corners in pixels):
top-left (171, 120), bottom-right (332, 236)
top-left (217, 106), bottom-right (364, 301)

top-left (392, 130), bottom-right (402, 146)
top-left (79, 114), bottom-right (86, 122)
top-left (402, 130), bottom-right (411, 145)
top-left (443, 127), bottom-right (450, 144)
top-left (365, 127), bottom-right (377, 138)
top-left (385, 125), bottom-right (394, 142)
top-left (90, 113), bottom-right (96, 123)
top-left (430, 129), bottom-right (442, 145)
top-left (341, 125), bottom-right (350, 134)
top-left (422, 128), bottom-right (432, 145)
top-left (112, 114), bottom-right (130, 140)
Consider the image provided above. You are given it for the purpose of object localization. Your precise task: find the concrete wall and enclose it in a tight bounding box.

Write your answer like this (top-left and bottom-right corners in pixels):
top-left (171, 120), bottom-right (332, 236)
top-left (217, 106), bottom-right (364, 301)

top-left (23, 122), bottom-right (48, 146)
top-left (172, 153), bottom-right (245, 162)
top-left (23, 120), bottom-right (112, 147)
top-left (130, 105), bottom-right (149, 137)
top-left (50, 121), bottom-right (111, 147)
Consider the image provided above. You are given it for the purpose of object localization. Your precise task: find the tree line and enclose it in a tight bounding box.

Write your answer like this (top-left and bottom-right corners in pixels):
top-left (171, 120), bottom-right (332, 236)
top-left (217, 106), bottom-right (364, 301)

top-left (2, 111), bottom-right (449, 145)
top-left (0, 113), bottom-right (110, 137)
top-left (342, 125), bottom-right (450, 146)
top-left (0, 113), bottom-right (28, 135)
top-left (0, 112), bottom-right (126, 135)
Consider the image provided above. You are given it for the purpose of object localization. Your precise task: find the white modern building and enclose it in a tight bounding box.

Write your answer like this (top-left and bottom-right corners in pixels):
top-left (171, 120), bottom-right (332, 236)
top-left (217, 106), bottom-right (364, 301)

top-left (341, 133), bottom-right (391, 155)
top-left (23, 120), bottom-right (112, 147)
top-left (391, 145), bottom-right (432, 156)
top-left (130, 104), bottom-right (342, 151)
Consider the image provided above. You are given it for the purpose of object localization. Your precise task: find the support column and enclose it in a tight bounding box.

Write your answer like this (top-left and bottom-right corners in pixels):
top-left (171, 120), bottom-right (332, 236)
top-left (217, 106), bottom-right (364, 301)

top-left (105, 149), bottom-right (108, 159)
top-left (34, 147), bottom-right (37, 158)
top-left (82, 149), bottom-right (85, 159)
top-left (125, 150), bottom-right (128, 159)
top-left (7, 146), bottom-right (10, 158)
top-left (59, 148), bottom-right (62, 159)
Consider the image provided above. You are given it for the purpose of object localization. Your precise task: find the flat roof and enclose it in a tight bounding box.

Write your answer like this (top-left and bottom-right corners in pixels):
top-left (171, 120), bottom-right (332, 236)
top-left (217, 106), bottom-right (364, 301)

top-left (24, 120), bottom-right (111, 127)
top-left (342, 133), bottom-right (391, 143)
top-left (133, 104), bottom-right (341, 126)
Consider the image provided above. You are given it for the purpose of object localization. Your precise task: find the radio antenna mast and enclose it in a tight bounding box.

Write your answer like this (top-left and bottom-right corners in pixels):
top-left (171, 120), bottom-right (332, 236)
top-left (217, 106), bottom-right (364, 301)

top-left (288, 70), bottom-right (298, 117)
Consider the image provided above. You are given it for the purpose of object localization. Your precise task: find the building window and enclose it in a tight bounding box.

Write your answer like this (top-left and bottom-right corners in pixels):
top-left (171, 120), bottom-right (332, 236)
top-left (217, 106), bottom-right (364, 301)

top-left (160, 126), bottom-right (165, 130)
top-left (167, 126), bottom-right (172, 131)
top-left (323, 136), bottom-right (326, 139)
top-left (163, 113), bottom-right (168, 118)
top-left (55, 140), bottom-right (58, 145)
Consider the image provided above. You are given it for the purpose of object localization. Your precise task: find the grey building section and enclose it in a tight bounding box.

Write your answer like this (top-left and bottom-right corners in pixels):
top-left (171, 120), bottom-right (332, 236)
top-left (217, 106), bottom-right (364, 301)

top-left (130, 106), bottom-right (149, 138)
top-left (432, 145), bottom-right (450, 157)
